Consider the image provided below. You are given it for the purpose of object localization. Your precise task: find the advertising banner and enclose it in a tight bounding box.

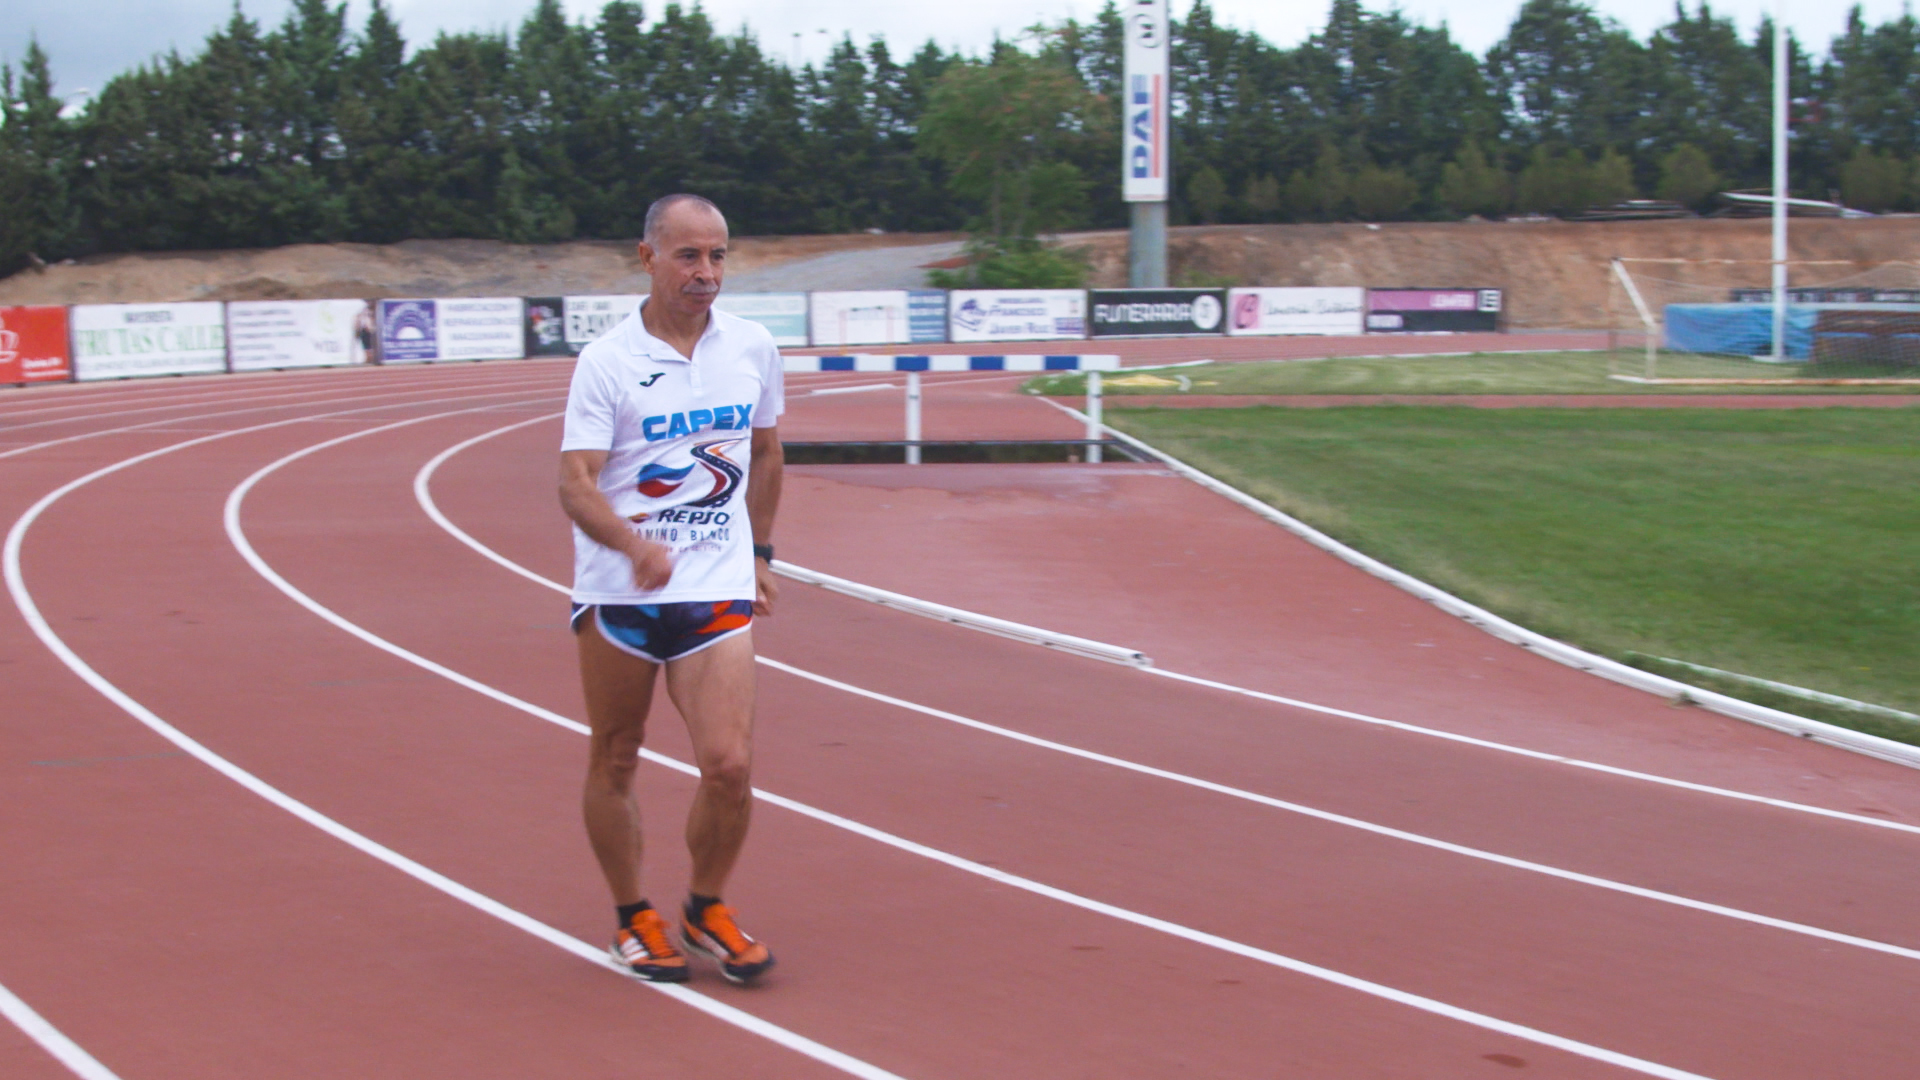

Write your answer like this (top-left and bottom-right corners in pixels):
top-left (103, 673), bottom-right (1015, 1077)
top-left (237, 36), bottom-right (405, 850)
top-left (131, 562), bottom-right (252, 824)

top-left (811, 290), bottom-right (946, 346)
top-left (714, 292), bottom-right (808, 347)
top-left (565, 294), bottom-right (643, 351)
top-left (1732, 287), bottom-right (1920, 304)
top-left (1089, 288), bottom-right (1225, 338)
top-left (907, 289), bottom-right (947, 343)
top-left (378, 299), bottom-right (439, 362)
top-left (947, 290), bottom-right (1087, 343)
top-left (379, 297), bottom-right (526, 362)
top-left (1121, 0), bottom-right (1169, 202)
top-left (1365, 288), bottom-right (1503, 332)
top-left (0, 306), bottom-right (72, 383)
top-left (438, 296), bottom-right (525, 360)
top-left (71, 302), bottom-right (227, 381)
top-left (524, 297), bottom-right (570, 357)
top-left (1225, 287), bottom-right (1365, 336)
top-left (227, 300), bottom-right (371, 371)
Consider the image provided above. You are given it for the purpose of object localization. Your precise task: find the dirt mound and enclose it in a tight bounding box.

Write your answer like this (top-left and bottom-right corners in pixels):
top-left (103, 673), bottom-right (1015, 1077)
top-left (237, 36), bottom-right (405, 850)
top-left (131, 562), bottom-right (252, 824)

top-left (4, 218), bottom-right (1915, 331)
top-left (0, 232), bottom-right (961, 308)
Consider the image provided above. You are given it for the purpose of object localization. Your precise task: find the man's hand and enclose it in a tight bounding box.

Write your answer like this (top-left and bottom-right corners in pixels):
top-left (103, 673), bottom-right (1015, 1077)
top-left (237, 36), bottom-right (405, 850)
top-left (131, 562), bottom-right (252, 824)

top-left (753, 557), bottom-right (779, 616)
top-left (624, 536), bottom-right (674, 592)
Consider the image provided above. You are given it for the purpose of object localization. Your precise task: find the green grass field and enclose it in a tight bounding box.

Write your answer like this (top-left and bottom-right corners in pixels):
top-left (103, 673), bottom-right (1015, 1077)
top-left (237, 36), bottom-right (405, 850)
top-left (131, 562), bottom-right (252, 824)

top-left (1027, 351), bottom-right (1920, 397)
top-left (1105, 404), bottom-right (1920, 743)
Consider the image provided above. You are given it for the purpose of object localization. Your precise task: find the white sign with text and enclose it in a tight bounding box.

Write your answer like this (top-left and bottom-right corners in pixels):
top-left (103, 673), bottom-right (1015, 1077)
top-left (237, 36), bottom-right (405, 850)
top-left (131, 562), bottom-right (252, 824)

top-left (947, 290), bottom-right (1087, 342)
top-left (228, 300), bottom-right (371, 370)
top-left (1225, 288), bottom-right (1366, 336)
top-left (71, 302), bottom-right (228, 381)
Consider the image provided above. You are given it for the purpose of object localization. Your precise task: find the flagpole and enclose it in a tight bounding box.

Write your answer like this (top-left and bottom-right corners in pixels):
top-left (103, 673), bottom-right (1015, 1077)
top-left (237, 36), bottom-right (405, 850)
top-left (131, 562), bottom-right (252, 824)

top-left (1771, 0), bottom-right (1789, 360)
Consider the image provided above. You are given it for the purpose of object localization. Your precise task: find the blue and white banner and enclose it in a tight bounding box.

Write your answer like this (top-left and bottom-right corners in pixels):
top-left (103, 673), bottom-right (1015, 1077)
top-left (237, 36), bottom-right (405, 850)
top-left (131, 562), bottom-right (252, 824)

top-left (1122, 0), bottom-right (1169, 203)
top-left (948, 290), bottom-right (1087, 342)
top-left (784, 354), bottom-right (1120, 373)
top-left (379, 297), bottom-right (526, 362)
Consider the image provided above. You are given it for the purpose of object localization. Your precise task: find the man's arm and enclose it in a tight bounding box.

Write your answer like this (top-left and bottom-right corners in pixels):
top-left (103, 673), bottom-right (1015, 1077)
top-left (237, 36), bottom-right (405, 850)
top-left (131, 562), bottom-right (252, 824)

top-left (558, 449), bottom-right (672, 591)
top-left (747, 425), bottom-right (783, 616)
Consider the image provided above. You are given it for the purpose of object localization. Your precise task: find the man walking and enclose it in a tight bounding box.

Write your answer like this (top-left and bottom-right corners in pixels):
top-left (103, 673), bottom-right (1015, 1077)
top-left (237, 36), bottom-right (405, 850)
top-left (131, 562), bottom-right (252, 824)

top-left (557, 193), bottom-right (784, 984)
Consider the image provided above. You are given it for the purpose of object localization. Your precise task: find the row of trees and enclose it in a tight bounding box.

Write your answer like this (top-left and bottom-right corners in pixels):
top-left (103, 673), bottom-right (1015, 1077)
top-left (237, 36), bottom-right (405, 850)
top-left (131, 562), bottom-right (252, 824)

top-left (3, 0), bottom-right (1919, 277)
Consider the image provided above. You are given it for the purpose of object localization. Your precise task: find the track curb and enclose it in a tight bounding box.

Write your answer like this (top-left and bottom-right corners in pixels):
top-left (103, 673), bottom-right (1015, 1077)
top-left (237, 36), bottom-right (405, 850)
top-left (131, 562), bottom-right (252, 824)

top-left (1040, 399), bottom-right (1920, 771)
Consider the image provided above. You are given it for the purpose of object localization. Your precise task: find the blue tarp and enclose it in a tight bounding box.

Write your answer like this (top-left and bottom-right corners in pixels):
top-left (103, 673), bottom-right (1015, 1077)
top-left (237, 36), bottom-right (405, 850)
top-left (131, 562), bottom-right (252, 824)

top-left (1664, 304), bottom-right (1816, 359)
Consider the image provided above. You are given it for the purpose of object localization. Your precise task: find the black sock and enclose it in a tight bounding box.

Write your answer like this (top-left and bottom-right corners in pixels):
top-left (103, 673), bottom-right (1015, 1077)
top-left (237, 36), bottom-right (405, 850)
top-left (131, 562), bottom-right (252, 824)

top-left (687, 892), bottom-right (721, 918)
top-left (616, 899), bottom-right (653, 928)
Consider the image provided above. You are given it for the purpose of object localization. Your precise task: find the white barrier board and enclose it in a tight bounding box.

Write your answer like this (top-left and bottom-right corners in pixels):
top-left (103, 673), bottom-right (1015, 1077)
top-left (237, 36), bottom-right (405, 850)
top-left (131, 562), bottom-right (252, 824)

top-left (1225, 287), bottom-right (1365, 336)
top-left (810, 290), bottom-right (914, 346)
top-left (947, 290), bottom-right (1087, 342)
top-left (227, 300), bottom-right (371, 371)
top-left (565, 294), bottom-right (643, 350)
top-left (714, 292), bottom-right (809, 347)
top-left (71, 302), bottom-right (228, 381)
top-left (437, 297), bottom-right (525, 360)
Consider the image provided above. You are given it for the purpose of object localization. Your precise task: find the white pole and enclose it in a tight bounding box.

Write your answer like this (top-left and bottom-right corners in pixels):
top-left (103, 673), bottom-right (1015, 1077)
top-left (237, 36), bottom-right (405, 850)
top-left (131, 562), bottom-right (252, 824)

top-left (904, 370), bottom-right (922, 465)
top-left (1611, 259), bottom-right (1660, 378)
top-left (1771, 2), bottom-right (1789, 361)
top-left (1085, 369), bottom-right (1104, 464)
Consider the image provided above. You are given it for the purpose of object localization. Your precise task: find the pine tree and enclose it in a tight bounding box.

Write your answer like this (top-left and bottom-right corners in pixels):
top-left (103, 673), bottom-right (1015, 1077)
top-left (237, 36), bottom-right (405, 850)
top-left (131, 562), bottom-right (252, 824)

top-left (0, 41), bottom-right (80, 273)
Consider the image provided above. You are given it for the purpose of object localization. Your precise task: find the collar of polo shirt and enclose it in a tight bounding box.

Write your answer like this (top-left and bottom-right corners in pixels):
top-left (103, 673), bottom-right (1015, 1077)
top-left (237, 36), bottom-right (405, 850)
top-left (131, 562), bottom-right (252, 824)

top-left (628, 296), bottom-right (728, 391)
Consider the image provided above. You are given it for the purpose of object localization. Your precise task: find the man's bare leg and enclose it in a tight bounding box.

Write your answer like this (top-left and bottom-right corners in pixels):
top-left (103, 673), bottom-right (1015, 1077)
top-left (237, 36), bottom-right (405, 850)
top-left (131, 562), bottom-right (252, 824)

top-left (577, 617), bottom-right (660, 907)
top-left (664, 631), bottom-right (757, 897)
top-left (663, 629), bottom-right (772, 981)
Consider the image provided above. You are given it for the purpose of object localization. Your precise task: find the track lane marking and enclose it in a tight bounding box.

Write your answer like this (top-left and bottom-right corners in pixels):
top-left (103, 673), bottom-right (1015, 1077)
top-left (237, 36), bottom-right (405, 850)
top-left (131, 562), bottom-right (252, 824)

top-left (0, 367), bottom-right (568, 433)
top-left (415, 416), bottom-right (1920, 962)
top-left (5, 399), bottom-right (909, 1080)
top-left (0, 979), bottom-right (122, 1080)
top-left (0, 373), bottom-right (567, 463)
top-left (205, 412), bottom-right (1747, 1079)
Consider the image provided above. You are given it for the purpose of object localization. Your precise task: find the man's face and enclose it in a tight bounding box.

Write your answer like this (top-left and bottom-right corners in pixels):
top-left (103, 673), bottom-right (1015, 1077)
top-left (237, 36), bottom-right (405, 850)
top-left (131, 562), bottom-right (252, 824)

top-left (638, 204), bottom-right (728, 319)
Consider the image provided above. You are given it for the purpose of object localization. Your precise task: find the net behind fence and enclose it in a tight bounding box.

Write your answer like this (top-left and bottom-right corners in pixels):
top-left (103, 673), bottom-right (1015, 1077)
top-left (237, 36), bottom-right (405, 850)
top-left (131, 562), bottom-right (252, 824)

top-left (1607, 260), bottom-right (1920, 384)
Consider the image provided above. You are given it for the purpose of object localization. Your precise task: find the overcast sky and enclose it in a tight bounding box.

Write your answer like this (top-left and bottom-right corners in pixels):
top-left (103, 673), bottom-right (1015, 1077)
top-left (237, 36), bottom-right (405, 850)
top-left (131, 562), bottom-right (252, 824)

top-left (8, 0), bottom-right (1910, 106)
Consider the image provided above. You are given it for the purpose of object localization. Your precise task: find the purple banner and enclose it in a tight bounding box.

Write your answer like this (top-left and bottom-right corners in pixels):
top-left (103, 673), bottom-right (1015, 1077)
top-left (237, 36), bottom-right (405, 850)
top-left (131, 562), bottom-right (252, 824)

top-left (1365, 288), bottom-right (1502, 333)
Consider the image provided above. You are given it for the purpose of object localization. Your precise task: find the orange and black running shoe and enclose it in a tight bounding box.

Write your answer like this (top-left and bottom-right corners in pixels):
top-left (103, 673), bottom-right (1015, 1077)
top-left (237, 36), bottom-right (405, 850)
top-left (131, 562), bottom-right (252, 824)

top-left (681, 902), bottom-right (775, 984)
top-left (611, 908), bottom-right (690, 983)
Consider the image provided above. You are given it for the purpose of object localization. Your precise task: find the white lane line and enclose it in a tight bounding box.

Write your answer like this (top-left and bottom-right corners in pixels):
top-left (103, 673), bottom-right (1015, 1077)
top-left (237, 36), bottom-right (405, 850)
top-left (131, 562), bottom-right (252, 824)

top-left (0, 367), bottom-right (558, 433)
top-left (755, 657), bottom-right (1920, 961)
top-left (411, 422), bottom-right (1920, 965)
top-left (0, 979), bottom-right (122, 1080)
top-left (771, 401), bottom-right (1920, 835)
top-left (1139, 667), bottom-right (1920, 835)
top-left (360, 423), bottom-right (1735, 1078)
top-left (6, 401), bottom-right (908, 1080)
top-left (0, 373), bottom-right (565, 463)
top-left (804, 383), bottom-right (899, 396)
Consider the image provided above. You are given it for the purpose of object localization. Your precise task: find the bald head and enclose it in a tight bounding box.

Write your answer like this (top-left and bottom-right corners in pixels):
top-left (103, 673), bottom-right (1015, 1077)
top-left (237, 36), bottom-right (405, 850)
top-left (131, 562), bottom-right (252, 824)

top-left (643, 194), bottom-right (726, 247)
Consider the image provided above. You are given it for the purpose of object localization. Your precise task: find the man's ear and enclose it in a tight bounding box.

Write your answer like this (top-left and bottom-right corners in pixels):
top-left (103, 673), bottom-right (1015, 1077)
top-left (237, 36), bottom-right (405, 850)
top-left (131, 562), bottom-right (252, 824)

top-left (635, 241), bottom-right (655, 274)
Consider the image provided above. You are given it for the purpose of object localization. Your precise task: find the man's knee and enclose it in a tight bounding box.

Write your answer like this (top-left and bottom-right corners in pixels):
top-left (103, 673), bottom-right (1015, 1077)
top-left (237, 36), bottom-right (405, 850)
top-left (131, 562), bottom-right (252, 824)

top-left (588, 734), bottom-right (646, 789)
top-left (699, 750), bottom-right (752, 801)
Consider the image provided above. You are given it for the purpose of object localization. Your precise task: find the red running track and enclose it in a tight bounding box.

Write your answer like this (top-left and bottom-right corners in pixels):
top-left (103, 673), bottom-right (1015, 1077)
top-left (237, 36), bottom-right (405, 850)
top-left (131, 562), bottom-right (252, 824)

top-left (3, 360), bottom-right (1917, 1080)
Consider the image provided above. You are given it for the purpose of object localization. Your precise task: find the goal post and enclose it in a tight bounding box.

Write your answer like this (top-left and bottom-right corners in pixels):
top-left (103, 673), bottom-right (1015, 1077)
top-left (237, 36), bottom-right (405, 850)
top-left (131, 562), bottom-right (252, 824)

top-left (1605, 258), bottom-right (1920, 385)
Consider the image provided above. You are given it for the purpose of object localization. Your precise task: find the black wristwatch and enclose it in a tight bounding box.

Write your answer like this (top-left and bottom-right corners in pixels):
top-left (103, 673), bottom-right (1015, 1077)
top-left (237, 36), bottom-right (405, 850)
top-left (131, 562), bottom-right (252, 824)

top-left (753, 544), bottom-right (775, 563)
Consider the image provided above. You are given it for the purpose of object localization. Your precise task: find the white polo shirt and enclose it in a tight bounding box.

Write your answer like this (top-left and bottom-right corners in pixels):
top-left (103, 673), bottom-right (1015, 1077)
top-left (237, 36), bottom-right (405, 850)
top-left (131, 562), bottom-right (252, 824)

top-left (561, 300), bottom-right (784, 605)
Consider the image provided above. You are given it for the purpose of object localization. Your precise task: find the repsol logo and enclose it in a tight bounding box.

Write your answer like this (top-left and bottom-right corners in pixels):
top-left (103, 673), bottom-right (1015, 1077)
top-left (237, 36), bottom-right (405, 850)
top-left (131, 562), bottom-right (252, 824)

top-left (642, 403), bottom-right (753, 442)
top-left (649, 508), bottom-right (731, 525)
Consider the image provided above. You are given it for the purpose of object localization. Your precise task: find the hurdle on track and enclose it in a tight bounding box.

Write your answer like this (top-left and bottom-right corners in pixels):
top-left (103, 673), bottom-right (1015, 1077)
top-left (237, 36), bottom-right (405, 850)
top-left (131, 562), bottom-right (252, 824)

top-left (784, 354), bottom-right (1122, 372)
